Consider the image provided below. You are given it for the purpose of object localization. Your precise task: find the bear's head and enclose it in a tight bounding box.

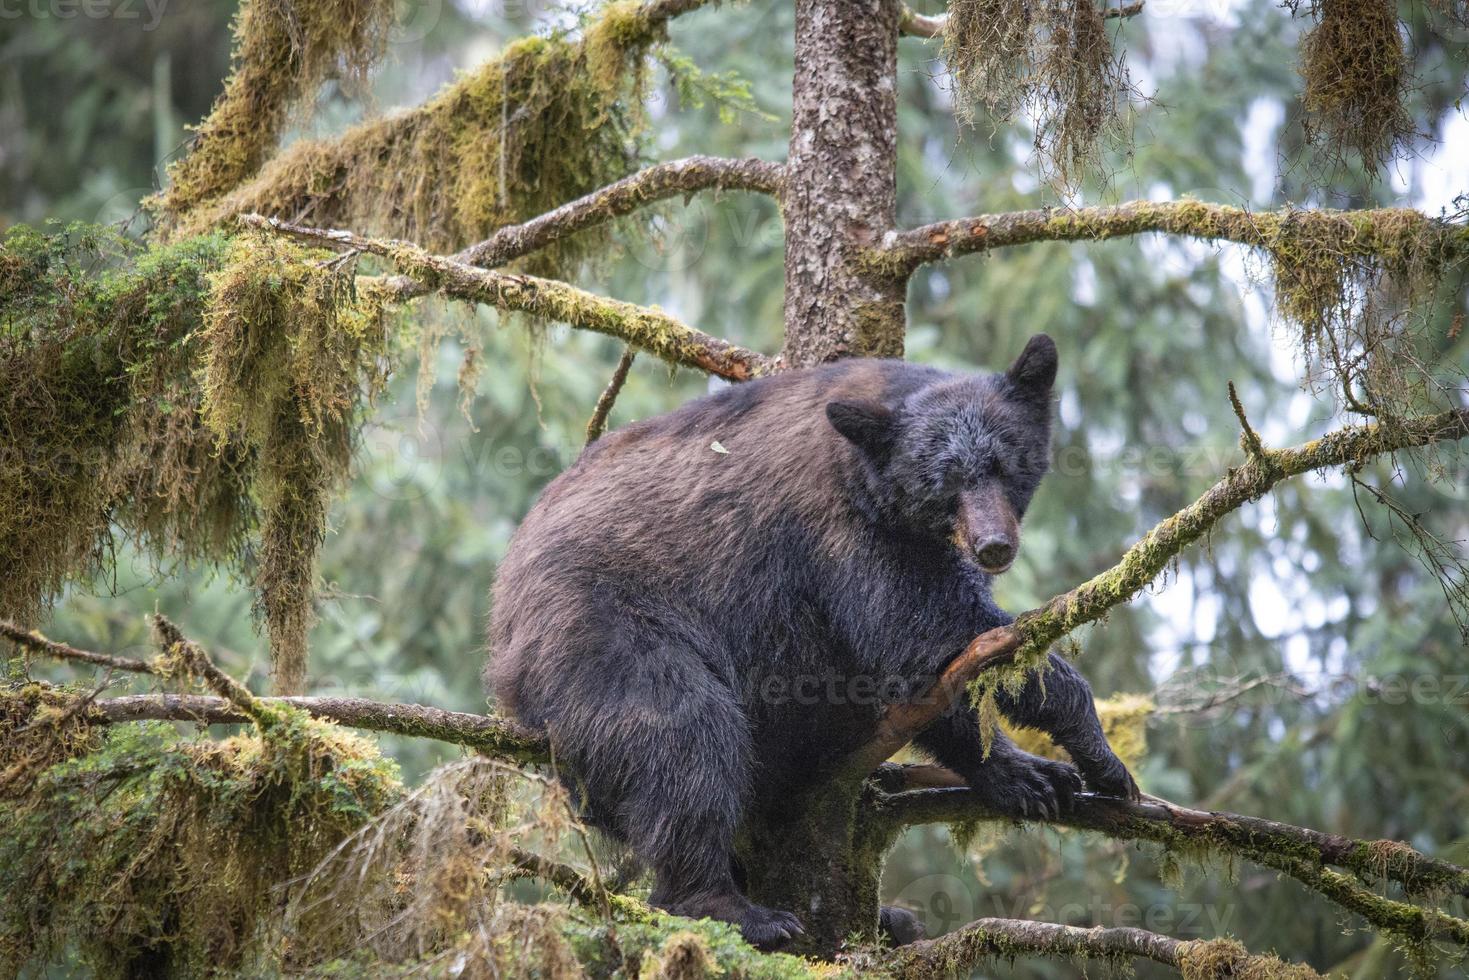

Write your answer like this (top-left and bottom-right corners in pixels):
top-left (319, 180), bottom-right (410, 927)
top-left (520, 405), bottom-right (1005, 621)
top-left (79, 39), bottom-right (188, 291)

top-left (825, 334), bottom-right (1056, 575)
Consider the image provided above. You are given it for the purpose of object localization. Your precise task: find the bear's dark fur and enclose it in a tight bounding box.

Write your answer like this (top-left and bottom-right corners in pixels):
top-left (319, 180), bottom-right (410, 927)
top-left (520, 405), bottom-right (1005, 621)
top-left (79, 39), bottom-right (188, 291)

top-left (486, 335), bottom-right (1138, 947)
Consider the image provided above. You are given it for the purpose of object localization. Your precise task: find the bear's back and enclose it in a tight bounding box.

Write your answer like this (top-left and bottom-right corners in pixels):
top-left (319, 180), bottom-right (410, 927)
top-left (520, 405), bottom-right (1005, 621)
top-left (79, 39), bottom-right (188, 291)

top-left (485, 358), bottom-right (950, 715)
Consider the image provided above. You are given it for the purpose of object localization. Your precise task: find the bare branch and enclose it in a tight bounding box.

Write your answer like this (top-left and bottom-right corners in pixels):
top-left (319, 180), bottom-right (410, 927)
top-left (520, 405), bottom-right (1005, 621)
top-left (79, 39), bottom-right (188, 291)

top-left (883, 916), bottom-right (1322, 978)
top-left (1, 621), bottom-right (155, 675)
top-left (898, 1), bottom-right (1144, 39)
top-left (873, 200), bottom-right (1469, 274)
top-left (454, 156), bottom-right (783, 270)
top-left (851, 408), bottom-right (1469, 773)
top-left (90, 693), bottom-right (550, 765)
top-left (240, 214), bottom-right (772, 381)
top-left (876, 768), bottom-right (1469, 902)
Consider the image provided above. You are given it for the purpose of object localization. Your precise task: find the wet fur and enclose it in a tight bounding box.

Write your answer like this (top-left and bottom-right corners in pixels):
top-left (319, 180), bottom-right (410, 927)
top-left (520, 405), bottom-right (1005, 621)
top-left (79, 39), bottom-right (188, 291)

top-left (486, 338), bottom-right (1137, 947)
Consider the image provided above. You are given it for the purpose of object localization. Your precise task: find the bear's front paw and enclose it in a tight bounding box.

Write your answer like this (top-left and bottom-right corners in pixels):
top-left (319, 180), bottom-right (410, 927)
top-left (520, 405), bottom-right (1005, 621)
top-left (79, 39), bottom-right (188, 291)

top-left (1079, 753), bottom-right (1140, 801)
top-left (739, 904), bottom-right (805, 950)
top-left (971, 755), bottom-right (1083, 820)
top-left (879, 905), bottom-right (926, 947)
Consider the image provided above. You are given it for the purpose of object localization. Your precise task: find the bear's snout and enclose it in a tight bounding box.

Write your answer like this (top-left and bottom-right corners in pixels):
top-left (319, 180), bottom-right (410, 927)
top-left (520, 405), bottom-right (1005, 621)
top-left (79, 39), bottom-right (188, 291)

top-left (957, 487), bottom-right (1021, 574)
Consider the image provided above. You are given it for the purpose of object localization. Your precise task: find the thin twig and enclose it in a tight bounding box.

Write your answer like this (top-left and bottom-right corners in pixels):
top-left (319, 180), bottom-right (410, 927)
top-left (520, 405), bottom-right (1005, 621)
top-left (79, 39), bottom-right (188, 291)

top-left (586, 347), bottom-right (637, 443)
top-left (0, 621), bottom-right (155, 675)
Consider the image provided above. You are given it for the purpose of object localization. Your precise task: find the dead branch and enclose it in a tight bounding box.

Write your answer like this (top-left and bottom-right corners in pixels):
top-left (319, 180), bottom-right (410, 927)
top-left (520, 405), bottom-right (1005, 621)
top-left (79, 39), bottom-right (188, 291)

top-left (850, 407), bottom-right (1469, 774)
top-left (586, 347), bottom-right (637, 443)
top-left (454, 156), bottom-right (784, 270)
top-left (0, 621), bottom-right (155, 675)
top-left (882, 916), bottom-right (1322, 979)
top-left (240, 214), bottom-right (772, 381)
top-left (873, 200), bottom-right (1469, 274)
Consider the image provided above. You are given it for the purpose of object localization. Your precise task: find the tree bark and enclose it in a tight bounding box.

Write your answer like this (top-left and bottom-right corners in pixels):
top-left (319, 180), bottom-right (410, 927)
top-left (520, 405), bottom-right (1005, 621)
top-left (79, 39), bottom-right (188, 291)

top-left (780, 0), bottom-right (906, 366)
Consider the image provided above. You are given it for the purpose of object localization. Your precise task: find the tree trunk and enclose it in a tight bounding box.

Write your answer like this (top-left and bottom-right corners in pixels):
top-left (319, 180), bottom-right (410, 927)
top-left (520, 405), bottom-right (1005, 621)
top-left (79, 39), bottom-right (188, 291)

top-left (737, 777), bottom-right (896, 956)
top-left (780, 0), bottom-right (907, 367)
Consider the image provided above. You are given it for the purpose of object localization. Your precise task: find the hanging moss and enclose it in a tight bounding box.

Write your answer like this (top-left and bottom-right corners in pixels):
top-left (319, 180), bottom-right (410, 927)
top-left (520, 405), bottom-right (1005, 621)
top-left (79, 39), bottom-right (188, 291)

top-left (202, 233), bottom-right (392, 693)
top-left (0, 224), bottom-right (251, 626)
top-left (156, 0), bottom-right (397, 221)
top-left (943, 0), bottom-right (1136, 190)
top-left (174, 3), bottom-right (679, 276)
top-left (1293, 0), bottom-right (1414, 178)
top-left (1176, 938), bottom-right (1324, 979)
top-left (0, 705), bottom-right (402, 978)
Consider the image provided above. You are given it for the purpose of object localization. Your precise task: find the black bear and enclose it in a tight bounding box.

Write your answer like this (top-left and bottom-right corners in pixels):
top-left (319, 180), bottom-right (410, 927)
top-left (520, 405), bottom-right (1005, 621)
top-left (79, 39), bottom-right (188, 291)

top-left (486, 335), bottom-right (1138, 948)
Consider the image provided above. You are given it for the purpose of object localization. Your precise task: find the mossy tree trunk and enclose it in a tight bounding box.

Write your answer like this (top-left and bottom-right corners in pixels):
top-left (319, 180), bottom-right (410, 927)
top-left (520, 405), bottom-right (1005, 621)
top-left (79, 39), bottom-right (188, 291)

top-left (736, 773), bottom-right (897, 955)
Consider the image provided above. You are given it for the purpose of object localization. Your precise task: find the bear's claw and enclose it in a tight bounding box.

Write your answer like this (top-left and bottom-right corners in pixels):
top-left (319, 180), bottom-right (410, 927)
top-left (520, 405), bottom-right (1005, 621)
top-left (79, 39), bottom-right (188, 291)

top-left (740, 905), bottom-right (804, 950)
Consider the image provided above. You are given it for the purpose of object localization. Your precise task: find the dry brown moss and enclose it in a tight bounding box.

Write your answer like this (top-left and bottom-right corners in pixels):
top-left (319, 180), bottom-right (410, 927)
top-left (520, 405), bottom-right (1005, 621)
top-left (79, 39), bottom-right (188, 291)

top-left (203, 234), bottom-right (392, 693)
top-left (178, 6), bottom-right (676, 275)
top-left (156, 0), bottom-right (396, 220)
top-left (944, 0), bottom-right (1136, 190)
top-left (1176, 937), bottom-right (1325, 979)
top-left (1294, 0), bottom-right (1415, 179)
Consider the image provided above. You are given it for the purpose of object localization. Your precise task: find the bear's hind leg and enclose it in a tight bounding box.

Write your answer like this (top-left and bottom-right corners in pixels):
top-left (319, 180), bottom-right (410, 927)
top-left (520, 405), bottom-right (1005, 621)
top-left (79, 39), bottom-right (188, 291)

top-left (565, 645), bottom-right (803, 948)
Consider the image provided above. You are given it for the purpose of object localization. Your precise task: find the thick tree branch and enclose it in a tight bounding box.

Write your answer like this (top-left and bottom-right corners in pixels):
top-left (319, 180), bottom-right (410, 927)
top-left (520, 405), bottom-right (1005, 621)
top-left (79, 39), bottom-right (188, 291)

top-left (89, 693), bottom-right (550, 765)
top-left (883, 916), bottom-right (1321, 979)
top-left (852, 408), bottom-right (1469, 773)
top-left (873, 200), bottom-right (1469, 273)
top-left (876, 768), bottom-right (1469, 901)
top-left (454, 156), bottom-right (784, 270)
top-left (240, 214), bottom-right (772, 381)
top-left (882, 786), bottom-right (1469, 947)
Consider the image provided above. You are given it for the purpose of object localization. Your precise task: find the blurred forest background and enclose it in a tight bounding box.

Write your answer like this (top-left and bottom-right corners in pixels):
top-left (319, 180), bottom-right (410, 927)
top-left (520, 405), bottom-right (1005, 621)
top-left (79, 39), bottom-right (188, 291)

top-left (3, 0), bottom-right (1467, 975)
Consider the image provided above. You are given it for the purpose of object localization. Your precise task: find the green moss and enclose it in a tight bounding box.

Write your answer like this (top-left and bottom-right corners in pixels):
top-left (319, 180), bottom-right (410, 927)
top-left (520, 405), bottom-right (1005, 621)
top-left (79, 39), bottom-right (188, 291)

top-left (156, 0), bottom-right (396, 219)
top-left (176, 3), bottom-right (677, 278)
top-left (1176, 938), bottom-right (1324, 979)
top-left (0, 706), bottom-right (402, 978)
top-left (0, 224), bottom-right (246, 626)
top-left (202, 233), bottom-right (392, 692)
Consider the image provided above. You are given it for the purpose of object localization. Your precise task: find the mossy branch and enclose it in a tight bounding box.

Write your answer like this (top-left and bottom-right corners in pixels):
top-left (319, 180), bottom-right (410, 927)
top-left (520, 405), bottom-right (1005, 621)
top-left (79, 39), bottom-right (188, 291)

top-left (882, 788), bottom-right (1469, 949)
top-left (877, 767), bottom-right (1469, 902)
top-left (88, 693), bottom-right (550, 765)
top-left (172, 0), bottom-right (721, 261)
top-left (454, 155), bottom-right (784, 270)
top-left (154, 0), bottom-right (396, 220)
top-left (240, 214), bottom-right (773, 380)
top-left (853, 407), bottom-right (1469, 774)
top-left (872, 200), bottom-right (1469, 275)
top-left (882, 916), bottom-right (1322, 979)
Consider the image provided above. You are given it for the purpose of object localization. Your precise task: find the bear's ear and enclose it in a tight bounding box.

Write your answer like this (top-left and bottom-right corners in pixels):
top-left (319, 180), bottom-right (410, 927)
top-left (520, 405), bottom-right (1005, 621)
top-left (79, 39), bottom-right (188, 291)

top-left (1006, 333), bottom-right (1058, 398)
top-left (826, 399), bottom-right (897, 463)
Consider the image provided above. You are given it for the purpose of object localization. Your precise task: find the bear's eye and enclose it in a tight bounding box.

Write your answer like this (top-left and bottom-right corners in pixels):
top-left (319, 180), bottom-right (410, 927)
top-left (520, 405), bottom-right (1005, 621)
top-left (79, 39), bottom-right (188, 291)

top-left (939, 467), bottom-right (964, 496)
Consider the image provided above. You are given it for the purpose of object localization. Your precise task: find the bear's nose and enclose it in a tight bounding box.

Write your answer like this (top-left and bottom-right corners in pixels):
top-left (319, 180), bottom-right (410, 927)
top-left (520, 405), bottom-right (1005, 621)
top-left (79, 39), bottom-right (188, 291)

top-left (974, 538), bottom-right (1015, 572)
